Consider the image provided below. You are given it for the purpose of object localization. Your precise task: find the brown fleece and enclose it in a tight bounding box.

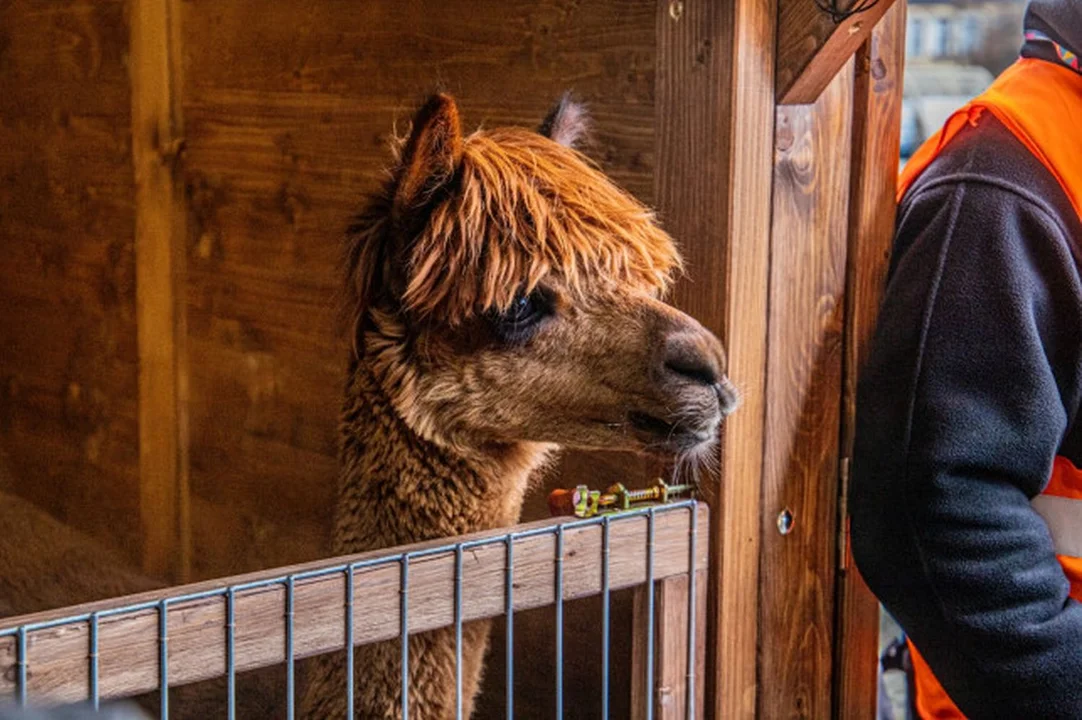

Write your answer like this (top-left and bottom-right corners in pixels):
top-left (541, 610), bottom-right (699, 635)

top-left (299, 93), bottom-right (729, 719)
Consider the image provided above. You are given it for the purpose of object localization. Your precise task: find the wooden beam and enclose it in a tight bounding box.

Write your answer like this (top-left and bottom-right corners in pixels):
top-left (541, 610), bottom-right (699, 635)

top-left (630, 572), bottom-right (708, 720)
top-left (760, 60), bottom-right (855, 719)
top-left (130, 0), bottom-right (190, 582)
top-left (776, 0), bottom-right (898, 105)
top-left (653, 573), bottom-right (706, 720)
top-left (709, 2), bottom-right (779, 714)
top-left (654, 0), bottom-right (777, 716)
top-left (834, 4), bottom-right (906, 719)
top-left (0, 506), bottom-right (707, 707)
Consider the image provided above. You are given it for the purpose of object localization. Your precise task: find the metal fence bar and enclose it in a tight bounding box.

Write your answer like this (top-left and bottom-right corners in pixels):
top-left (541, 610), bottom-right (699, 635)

top-left (555, 525), bottom-right (564, 720)
top-left (401, 553), bottom-right (411, 720)
top-left (285, 577), bottom-right (296, 720)
top-left (687, 505), bottom-right (699, 720)
top-left (16, 627), bottom-right (27, 708)
top-left (226, 588), bottom-right (236, 720)
top-left (158, 599), bottom-right (169, 720)
top-left (505, 534), bottom-right (515, 720)
top-left (345, 565), bottom-right (355, 720)
top-left (601, 516), bottom-right (611, 720)
top-left (454, 545), bottom-right (464, 720)
top-left (89, 612), bottom-right (100, 711)
top-left (645, 507), bottom-right (656, 720)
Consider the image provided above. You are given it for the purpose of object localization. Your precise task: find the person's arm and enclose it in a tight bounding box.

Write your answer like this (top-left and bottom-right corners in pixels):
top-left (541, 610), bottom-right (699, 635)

top-left (851, 172), bottom-right (1082, 717)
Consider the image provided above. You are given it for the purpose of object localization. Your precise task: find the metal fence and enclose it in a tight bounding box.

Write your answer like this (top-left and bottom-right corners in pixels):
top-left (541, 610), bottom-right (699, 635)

top-left (0, 501), bottom-right (707, 719)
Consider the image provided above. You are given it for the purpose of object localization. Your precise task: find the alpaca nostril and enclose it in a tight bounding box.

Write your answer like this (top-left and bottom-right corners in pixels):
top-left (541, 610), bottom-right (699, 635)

top-left (664, 354), bottom-right (719, 387)
top-left (717, 376), bottom-right (742, 415)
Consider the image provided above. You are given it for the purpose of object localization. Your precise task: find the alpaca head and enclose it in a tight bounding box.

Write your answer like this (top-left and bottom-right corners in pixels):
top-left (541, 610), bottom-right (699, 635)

top-left (345, 93), bottom-right (738, 462)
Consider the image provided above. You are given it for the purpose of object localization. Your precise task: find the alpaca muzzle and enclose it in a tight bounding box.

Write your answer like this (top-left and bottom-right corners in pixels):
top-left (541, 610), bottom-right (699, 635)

top-left (621, 319), bottom-right (736, 454)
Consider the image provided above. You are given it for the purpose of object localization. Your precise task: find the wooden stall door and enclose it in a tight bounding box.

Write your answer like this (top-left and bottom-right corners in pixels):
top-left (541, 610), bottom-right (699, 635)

top-left (758, 2), bottom-right (905, 719)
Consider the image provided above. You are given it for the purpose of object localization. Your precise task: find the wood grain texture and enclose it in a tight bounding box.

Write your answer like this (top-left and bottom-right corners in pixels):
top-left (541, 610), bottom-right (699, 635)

top-left (131, 0), bottom-right (191, 583)
top-left (653, 0), bottom-right (778, 716)
top-left (776, 0), bottom-right (897, 105)
top-left (630, 572), bottom-right (708, 720)
top-left (711, 1), bottom-right (777, 715)
top-left (834, 4), bottom-right (906, 718)
top-left (0, 505), bottom-right (707, 707)
top-left (653, 572), bottom-right (707, 720)
top-left (760, 61), bottom-right (855, 720)
top-left (0, 0), bottom-right (142, 566)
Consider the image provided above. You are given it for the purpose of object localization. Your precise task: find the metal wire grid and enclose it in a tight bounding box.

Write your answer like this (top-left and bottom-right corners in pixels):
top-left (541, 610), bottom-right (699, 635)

top-left (0, 500), bottom-right (702, 720)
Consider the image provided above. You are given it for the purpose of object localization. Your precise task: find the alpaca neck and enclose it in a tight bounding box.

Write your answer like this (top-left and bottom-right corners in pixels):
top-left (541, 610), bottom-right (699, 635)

top-left (333, 361), bottom-right (552, 554)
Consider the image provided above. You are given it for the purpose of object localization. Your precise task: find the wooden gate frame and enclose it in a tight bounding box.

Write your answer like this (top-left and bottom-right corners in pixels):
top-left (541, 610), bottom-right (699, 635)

top-left (655, 1), bottom-right (905, 718)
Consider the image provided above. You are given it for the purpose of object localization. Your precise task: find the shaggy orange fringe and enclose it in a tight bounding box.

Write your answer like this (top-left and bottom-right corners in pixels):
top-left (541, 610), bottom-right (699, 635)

top-left (346, 125), bottom-right (682, 343)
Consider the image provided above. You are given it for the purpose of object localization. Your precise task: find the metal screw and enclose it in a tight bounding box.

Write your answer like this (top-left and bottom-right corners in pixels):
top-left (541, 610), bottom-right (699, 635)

top-left (776, 508), bottom-right (794, 535)
top-left (669, 0), bottom-right (684, 21)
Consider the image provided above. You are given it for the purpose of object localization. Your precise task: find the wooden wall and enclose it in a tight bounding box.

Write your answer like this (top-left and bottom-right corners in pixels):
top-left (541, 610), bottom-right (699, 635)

top-left (0, 0), bottom-right (905, 717)
top-left (1, 0), bottom-right (662, 581)
top-left (0, 0), bottom-right (142, 567)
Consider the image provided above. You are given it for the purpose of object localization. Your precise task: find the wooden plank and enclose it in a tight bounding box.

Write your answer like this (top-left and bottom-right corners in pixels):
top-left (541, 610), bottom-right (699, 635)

top-left (130, 0), bottom-right (190, 582)
top-left (653, 0), bottom-right (777, 716)
top-left (0, 505), bottom-right (707, 707)
top-left (760, 61), bottom-right (855, 720)
top-left (631, 585), bottom-right (648, 720)
top-left (694, 568), bottom-right (707, 719)
top-left (625, 571), bottom-right (708, 720)
top-left (0, 0), bottom-right (143, 567)
top-left (710, 3), bottom-right (777, 712)
top-left (656, 573), bottom-right (707, 720)
top-left (834, 4), bottom-right (906, 719)
top-left (776, 0), bottom-right (897, 105)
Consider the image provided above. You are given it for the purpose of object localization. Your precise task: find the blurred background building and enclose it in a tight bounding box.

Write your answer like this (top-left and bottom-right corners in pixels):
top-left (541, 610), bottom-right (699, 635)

top-left (900, 0), bottom-right (1026, 161)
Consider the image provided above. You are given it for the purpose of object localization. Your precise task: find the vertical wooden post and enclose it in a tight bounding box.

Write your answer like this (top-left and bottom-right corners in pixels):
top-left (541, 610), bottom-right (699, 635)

top-left (834, 3), bottom-right (907, 718)
top-left (130, 0), bottom-right (190, 582)
top-left (654, 0), bottom-right (777, 716)
top-left (631, 571), bottom-right (708, 720)
top-left (710, 1), bottom-right (777, 714)
top-left (760, 61), bottom-right (855, 720)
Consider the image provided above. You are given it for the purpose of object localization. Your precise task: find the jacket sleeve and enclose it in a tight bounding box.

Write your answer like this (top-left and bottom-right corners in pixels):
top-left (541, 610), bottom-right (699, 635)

top-left (850, 174), bottom-right (1082, 718)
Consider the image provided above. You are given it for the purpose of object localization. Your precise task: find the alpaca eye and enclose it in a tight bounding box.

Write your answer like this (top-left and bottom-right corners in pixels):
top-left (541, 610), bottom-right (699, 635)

top-left (493, 290), bottom-right (551, 342)
top-left (509, 295), bottom-right (536, 321)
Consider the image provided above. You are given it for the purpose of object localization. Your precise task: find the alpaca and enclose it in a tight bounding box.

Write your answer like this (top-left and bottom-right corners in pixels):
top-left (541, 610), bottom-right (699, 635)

top-left (298, 93), bottom-right (738, 719)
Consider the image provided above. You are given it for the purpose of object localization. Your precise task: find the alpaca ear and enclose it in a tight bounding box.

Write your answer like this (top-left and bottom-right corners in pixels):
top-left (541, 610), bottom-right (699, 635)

top-left (394, 93), bottom-right (464, 215)
top-left (538, 93), bottom-right (592, 149)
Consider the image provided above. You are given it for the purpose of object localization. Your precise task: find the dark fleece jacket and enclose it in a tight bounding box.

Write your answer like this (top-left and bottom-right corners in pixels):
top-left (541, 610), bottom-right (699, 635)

top-left (850, 1), bottom-right (1082, 717)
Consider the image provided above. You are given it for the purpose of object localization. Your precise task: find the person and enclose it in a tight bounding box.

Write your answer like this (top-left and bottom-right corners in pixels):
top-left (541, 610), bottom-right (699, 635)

top-left (850, 1), bottom-right (1082, 717)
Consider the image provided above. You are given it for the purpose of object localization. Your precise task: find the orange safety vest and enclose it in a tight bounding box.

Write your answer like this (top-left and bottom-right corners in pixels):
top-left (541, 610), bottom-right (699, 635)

top-left (896, 58), bottom-right (1082, 719)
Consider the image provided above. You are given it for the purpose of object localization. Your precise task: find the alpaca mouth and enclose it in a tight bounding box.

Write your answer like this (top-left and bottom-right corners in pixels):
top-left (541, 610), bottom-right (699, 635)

top-left (628, 411), bottom-right (717, 452)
